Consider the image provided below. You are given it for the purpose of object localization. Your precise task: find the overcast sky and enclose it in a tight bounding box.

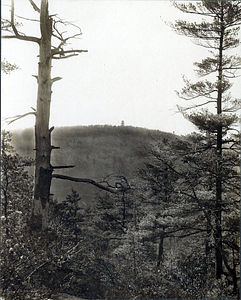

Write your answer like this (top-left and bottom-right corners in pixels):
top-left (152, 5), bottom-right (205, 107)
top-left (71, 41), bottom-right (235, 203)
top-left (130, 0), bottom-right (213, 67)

top-left (1, 1), bottom-right (240, 135)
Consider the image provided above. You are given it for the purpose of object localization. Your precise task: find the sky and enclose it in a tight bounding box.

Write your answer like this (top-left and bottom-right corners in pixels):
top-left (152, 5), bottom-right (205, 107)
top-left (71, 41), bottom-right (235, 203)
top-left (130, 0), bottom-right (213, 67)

top-left (1, 0), bottom-right (241, 135)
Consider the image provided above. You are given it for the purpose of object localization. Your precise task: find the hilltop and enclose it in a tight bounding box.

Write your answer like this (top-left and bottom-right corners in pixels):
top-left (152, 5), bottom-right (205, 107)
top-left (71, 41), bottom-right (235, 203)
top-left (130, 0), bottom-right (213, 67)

top-left (10, 125), bottom-right (178, 204)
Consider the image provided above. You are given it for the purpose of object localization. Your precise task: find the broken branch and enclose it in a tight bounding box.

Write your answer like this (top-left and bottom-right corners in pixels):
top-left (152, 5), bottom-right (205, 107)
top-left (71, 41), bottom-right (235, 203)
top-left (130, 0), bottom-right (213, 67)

top-left (51, 77), bottom-right (62, 83)
top-left (51, 146), bottom-right (60, 150)
top-left (32, 75), bottom-right (38, 82)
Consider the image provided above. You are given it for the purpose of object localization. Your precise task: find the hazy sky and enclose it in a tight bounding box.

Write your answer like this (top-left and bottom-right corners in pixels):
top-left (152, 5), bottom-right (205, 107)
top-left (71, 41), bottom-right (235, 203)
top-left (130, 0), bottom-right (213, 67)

top-left (1, 1), bottom-right (240, 135)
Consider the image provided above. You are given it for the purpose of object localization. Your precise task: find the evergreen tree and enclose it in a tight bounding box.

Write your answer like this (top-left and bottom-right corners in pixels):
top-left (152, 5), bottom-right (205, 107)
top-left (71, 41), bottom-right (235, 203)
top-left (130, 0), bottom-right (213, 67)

top-left (1, 131), bottom-right (34, 236)
top-left (139, 132), bottom-right (240, 296)
top-left (169, 0), bottom-right (241, 282)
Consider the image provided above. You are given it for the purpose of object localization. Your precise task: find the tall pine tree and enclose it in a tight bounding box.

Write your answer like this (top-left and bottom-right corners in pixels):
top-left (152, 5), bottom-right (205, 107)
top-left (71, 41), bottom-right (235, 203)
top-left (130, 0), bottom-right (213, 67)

top-left (170, 0), bottom-right (241, 281)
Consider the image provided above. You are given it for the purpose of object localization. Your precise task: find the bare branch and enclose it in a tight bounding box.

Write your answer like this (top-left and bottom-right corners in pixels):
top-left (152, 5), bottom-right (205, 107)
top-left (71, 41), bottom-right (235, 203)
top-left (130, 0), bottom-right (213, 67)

top-left (28, 0), bottom-right (40, 13)
top-left (3, 0), bottom-right (40, 44)
top-left (52, 20), bottom-right (66, 42)
top-left (52, 165), bottom-right (75, 169)
top-left (2, 35), bottom-right (40, 43)
top-left (5, 111), bottom-right (36, 125)
top-left (51, 146), bottom-right (60, 150)
top-left (53, 31), bottom-right (82, 44)
top-left (52, 174), bottom-right (120, 194)
top-left (52, 53), bottom-right (78, 60)
top-left (58, 49), bottom-right (88, 55)
top-left (51, 17), bottom-right (85, 58)
top-left (11, 0), bottom-right (18, 36)
top-left (32, 75), bottom-right (38, 82)
top-left (52, 49), bottom-right (88, 59)
top-left (1, 18), bottom-right (14, 32)
top-left (15, 14), bottom-right (40, 23)
top-left (51, 77), bottom-right (62, 83)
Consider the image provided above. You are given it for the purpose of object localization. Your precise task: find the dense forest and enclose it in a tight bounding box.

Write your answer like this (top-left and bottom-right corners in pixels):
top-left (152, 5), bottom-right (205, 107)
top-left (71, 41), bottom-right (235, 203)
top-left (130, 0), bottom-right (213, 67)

top-left (1, 125), bottom-right (240, 299)
top-left (1, 0), bottom-right (240, 299)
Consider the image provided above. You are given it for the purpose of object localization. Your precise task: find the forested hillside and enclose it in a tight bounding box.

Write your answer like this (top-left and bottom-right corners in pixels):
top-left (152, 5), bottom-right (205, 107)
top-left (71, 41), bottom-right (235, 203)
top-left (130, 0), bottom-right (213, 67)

top-left (11, 125), bottom-right (176, 204)
top-left (1, 0), bottom-right (240, 299)
top-left (2, 128), bottom-right (239, 299)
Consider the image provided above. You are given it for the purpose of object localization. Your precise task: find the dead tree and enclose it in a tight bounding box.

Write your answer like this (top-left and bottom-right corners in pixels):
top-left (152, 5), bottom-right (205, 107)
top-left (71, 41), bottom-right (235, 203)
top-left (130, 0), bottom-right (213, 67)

top-left (2, 0), bottom-right (122, 231)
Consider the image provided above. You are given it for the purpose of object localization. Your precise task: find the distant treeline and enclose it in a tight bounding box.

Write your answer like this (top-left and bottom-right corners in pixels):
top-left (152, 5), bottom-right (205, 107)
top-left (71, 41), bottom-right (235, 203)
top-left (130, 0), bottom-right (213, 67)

top-left (53, 124), bottom-right (176, 140)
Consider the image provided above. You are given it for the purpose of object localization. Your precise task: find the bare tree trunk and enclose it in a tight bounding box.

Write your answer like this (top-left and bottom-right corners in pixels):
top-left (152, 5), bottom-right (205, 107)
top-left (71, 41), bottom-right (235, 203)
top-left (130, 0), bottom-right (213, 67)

top-left (3, 0), bottom-right (112, 232)
top-left (31, 0), bottom-right (53, 231)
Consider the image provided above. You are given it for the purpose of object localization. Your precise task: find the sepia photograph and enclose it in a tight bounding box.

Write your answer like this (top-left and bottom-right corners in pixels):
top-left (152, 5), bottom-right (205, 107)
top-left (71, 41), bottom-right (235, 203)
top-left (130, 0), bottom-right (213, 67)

top-left (1, 1), bottom-right (240, 299)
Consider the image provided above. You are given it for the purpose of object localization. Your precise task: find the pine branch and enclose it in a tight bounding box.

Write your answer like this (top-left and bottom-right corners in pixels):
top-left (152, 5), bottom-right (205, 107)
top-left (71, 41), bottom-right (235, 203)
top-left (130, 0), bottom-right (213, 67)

top-left (177, 100), bottom-right (217, 112)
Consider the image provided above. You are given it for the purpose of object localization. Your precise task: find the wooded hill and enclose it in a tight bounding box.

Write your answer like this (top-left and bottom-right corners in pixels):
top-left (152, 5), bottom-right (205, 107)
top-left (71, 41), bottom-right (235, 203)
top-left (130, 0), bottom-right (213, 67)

top-left (11, 125), bottom-right (177, 204)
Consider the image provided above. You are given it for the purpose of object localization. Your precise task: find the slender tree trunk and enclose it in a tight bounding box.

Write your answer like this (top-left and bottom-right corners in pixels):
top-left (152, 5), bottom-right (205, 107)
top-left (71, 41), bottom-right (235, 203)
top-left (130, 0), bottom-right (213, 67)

top-left (232, 249), bottom-right (238, 295)
top-left (232, 261), bottom-right (238, 295)
top-left (205, 210), bottom-right (212, 256)
top-left (223, 249), bottom-right (238, 295)
top-left (3, 190), bottom-right (9, 236)
top-left (215, 2), bottom-right (224, 279)
top-left (157, 229), bottom-right (164, 267)
top-left (31, 0), bottom-right (53, 231)
top-left (122, 192), bottom-right (126, 228)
